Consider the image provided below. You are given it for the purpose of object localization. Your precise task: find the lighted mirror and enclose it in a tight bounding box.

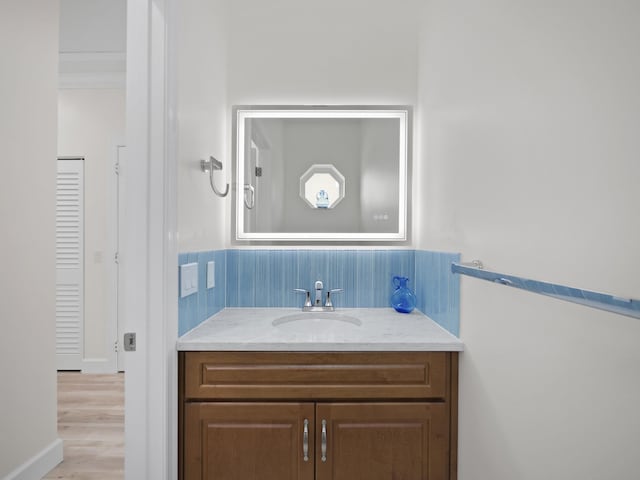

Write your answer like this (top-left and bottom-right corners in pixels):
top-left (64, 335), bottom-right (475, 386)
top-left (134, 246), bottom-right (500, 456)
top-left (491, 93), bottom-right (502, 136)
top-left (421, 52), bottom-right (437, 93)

top-left (300, 164), bottom-right (345, 209)
top-left (233, 106), bottom-right (411, 242)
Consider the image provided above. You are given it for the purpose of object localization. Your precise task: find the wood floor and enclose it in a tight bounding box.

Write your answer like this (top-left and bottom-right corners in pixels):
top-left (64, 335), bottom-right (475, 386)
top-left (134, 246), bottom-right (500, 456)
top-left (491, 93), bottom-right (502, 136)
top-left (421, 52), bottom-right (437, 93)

top-left (44, 372), bottom-right (124, 480)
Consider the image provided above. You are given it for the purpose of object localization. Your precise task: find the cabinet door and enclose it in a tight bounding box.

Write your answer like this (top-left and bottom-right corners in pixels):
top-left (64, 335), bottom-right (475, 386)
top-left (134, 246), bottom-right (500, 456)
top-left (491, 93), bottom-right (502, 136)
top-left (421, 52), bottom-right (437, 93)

top-left (185, 402), bottom-right (315, 480)
top-left (316, 403), bottom-right (449, 480)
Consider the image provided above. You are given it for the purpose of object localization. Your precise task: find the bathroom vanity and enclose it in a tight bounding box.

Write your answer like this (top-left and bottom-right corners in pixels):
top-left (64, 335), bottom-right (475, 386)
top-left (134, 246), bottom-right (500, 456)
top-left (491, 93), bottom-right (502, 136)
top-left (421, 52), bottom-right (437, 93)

top-left (177, 308), bottom-right (463, 480)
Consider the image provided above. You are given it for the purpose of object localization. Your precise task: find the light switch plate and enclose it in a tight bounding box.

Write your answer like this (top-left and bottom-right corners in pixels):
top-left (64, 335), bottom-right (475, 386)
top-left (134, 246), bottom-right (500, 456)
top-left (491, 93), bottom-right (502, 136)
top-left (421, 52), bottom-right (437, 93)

top-left (180, 262), bottom-right (198, 298)
top-left (207, 261), bottom-right (215, 289)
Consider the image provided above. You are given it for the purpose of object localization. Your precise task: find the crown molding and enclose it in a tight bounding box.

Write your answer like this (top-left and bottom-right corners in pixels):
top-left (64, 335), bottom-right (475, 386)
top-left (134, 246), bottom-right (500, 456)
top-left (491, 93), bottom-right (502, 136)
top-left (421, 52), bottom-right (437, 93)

top-left (59, 51), bottom-right (126, 89)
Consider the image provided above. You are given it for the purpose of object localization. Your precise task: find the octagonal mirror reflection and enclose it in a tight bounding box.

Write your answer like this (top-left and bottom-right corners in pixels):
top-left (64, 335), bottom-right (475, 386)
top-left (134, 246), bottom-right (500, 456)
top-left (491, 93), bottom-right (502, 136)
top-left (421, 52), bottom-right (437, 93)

top-left (300, 164), bottom-right (345, 209)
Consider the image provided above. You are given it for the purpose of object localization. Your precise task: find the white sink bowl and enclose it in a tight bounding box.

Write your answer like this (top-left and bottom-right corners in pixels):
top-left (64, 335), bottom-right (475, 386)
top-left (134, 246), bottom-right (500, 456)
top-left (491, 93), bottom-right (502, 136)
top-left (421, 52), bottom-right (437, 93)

top-left (272, 312), bottom-right (362, 331)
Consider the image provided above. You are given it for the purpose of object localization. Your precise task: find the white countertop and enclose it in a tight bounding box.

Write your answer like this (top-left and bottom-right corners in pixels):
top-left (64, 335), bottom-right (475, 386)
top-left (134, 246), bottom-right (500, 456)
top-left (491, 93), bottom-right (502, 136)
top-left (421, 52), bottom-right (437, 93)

top-left (177, 308), bottom-right (463, 352)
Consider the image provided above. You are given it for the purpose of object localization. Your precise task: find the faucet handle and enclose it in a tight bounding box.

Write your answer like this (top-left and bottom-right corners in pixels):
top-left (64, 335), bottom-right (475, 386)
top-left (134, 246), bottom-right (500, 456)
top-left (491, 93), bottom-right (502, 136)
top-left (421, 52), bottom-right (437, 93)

top-left (324, 288), bottom-right (343, 308)
top-left (293, 288), bottom-right (312, 308)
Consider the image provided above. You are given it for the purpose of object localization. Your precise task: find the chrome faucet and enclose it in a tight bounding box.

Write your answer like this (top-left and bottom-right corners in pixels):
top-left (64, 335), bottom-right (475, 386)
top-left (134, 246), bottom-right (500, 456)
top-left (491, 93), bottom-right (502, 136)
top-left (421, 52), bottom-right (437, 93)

top-left (314, 281), bottom-right (324, 306)
top-left (294, 281), bottom-right (343, 312)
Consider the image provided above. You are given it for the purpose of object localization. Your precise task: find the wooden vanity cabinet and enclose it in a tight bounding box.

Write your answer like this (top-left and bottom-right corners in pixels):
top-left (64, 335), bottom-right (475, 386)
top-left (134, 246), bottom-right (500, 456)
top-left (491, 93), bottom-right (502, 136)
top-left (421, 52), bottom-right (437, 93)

top-left (179, 352), bottom-right (458, 480)
top-left (184, 402), bottom-right (315, 480)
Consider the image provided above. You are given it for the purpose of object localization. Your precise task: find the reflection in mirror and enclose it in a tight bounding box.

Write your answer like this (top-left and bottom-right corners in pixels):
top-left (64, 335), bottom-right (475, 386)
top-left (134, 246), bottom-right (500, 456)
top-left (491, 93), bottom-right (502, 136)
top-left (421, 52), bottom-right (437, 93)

top-left (300, 164), bottom-right (345, 209)
top-left (234, 106), bottom-right (410, 242)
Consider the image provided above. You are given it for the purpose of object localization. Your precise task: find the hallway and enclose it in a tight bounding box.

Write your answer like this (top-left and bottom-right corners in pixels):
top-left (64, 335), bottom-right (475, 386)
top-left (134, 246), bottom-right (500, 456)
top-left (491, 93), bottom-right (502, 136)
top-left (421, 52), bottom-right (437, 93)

top-left (44, 373), bottom-right (124, 479)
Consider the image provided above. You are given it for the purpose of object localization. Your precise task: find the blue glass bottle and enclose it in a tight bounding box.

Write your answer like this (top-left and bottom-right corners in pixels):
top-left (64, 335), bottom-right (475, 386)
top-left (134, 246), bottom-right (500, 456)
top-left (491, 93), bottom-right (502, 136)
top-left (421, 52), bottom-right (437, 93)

top-left (390, 276), bottom-right (416, 313)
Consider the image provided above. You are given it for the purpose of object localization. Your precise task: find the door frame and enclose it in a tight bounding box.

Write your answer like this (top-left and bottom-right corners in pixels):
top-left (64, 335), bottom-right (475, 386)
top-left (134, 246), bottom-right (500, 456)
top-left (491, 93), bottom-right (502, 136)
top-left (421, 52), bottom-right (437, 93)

top-left (124, 0), bottom-right (178, 478)
top-left (107, 142), bottom-right (126, 373)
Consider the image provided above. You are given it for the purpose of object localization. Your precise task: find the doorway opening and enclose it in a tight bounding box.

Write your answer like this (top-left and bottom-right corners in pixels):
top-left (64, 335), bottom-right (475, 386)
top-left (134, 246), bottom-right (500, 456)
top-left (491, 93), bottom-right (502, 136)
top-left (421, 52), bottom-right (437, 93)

top-left (53, 1), bottom-right (128, 478)
top-left (57, 0), bottom-right (127, 374)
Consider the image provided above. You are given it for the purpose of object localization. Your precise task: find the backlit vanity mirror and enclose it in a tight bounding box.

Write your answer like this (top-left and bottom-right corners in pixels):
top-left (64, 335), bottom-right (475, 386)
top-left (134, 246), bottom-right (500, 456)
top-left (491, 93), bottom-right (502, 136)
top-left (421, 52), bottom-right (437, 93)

top-left (233, 106), bottom-right (411, 242)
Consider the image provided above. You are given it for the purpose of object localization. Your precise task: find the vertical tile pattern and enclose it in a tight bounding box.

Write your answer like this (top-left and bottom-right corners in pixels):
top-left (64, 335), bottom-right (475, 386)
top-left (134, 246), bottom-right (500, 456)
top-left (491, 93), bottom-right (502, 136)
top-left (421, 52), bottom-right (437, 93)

top-left (179, 249), bottom-right (460, 337)
top-left (226, 249), bottom-right (415, 310)
top-left (414, 250), bottom-right (461, 336)
top-left (337, 251), bottom-right (357, 307)
top-left (211, 250), bottom-right (226, 316)
top-left (225, 249), bottom-right (239, 307)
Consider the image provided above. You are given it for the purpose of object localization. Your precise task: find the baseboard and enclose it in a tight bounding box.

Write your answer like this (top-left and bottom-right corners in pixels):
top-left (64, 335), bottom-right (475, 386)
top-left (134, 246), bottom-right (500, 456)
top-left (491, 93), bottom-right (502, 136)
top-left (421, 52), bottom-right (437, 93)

top-left (2, 438), bottom-right (63, 480)
top-left (81, 358), bottom-right (115, 374)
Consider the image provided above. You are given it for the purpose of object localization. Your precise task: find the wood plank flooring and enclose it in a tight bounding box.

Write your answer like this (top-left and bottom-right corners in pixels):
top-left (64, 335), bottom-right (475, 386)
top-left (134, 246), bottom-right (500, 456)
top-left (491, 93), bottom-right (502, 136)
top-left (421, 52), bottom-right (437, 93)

top-left (44, 372), bottom-right (124, 480)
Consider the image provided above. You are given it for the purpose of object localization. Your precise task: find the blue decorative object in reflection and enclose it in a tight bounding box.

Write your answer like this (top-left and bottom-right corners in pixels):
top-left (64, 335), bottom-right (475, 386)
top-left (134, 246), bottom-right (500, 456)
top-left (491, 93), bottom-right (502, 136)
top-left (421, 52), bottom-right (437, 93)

top-left (390, 275), bottom-right (417, 313)
top-left (316, 189), bottom-right (330, 208)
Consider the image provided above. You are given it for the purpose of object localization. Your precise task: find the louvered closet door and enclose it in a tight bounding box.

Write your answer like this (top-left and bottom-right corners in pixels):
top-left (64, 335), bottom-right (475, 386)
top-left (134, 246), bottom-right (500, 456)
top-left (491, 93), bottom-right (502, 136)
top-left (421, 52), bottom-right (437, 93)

top-left (56, 158), bottom-right (84, 370)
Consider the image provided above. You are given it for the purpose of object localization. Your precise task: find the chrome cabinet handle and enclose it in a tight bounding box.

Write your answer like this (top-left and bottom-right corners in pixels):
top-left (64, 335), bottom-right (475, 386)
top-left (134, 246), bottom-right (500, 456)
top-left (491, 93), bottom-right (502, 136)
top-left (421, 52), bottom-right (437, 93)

top-left (321, 419), bottom-right (327, 462)
top-left (303, 419), bottom-right (309, 462)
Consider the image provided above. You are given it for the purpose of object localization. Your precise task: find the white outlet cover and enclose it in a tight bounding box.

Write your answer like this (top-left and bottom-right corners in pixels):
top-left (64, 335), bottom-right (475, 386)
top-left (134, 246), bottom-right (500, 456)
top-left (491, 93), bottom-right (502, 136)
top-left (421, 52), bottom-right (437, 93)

top-left (180, 263), bottom-right (198, 298)
top-left (207, 261), bottom-right (215, 289)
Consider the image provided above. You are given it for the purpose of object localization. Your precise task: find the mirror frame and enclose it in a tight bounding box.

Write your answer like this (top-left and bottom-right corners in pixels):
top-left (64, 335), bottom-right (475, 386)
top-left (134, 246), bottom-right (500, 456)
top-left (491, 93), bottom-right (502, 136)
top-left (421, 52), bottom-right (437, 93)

top-left (233, 105), bottom-right (411, 242)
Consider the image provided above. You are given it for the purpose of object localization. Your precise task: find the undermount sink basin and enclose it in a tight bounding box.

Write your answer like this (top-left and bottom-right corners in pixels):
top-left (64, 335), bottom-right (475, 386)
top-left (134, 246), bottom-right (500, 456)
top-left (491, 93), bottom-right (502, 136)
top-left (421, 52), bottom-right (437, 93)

top-left (272, 312), bottom-right (362, 329)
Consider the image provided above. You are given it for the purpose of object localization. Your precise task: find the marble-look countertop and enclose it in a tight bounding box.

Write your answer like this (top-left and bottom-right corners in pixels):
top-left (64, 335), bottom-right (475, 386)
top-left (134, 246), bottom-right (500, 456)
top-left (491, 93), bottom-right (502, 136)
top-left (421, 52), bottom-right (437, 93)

top-left (177, 308), bottom-right (463, 352)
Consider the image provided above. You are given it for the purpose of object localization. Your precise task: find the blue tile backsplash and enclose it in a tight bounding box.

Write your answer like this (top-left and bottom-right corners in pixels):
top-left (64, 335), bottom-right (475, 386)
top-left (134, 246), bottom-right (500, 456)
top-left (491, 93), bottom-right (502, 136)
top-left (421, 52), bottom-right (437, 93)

top-left (178, 249), bottom-right (460, 336)
top-left (178, 250), bottom-right (226, 336)
top-left (226, 250), bottom-right (415, 308)
top-left (415, 250), bottom-right (461, 336)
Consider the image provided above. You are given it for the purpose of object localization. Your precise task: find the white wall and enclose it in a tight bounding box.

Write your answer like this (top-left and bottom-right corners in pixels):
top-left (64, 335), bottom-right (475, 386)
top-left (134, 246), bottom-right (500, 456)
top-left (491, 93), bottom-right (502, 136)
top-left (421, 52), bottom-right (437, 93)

top-left (0, 0), bottom-right (62, 477)
top-left (176, 0), bottom-right (229, 252)
top-left (58, 88), bottom-right (125, 362)
top-left (59, 0), bottom-right (126, 53)
top-left (417, 1), bottom-right (640, 478)
top-left (227, 0), bottom-right (419, 106)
